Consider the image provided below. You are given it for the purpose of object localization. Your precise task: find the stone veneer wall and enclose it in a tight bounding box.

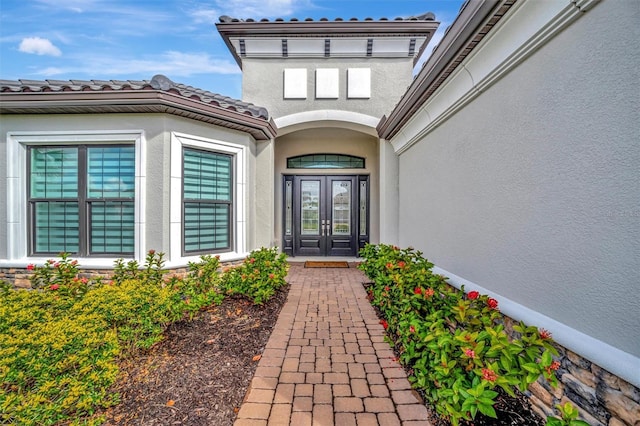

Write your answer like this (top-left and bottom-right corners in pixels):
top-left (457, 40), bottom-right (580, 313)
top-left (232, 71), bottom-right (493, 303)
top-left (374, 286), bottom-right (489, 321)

top-left (502, 317), bottom-right (640, 426)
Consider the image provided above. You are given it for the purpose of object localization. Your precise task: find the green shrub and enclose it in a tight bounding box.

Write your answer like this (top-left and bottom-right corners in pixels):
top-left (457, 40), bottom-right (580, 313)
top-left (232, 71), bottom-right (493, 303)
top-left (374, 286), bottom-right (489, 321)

top-left (546, 402), bottom-right (589, 426)
top-left (0, 288), bottom-right (120, 425)
top-left (220, 247), bottom-right (289, 305)
top-left (359, 244), bottom-right (559, 425)
top-left (1, 247), bottom-right (289, 425)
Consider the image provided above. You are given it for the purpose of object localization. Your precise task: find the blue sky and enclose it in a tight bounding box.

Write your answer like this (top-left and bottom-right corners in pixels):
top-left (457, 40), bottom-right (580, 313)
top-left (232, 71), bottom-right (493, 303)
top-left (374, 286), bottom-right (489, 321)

top-left (0, 0), bottom-right (465, 100)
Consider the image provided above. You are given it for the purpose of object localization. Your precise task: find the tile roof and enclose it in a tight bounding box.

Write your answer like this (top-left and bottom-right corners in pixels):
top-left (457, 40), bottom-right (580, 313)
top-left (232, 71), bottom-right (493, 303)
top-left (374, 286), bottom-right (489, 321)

top-left (218, 13), bottom-right (436, 23)
top-left (0, 74), bottom-right (276, 140)
top-left (0, 74), bottom-right (269, 119)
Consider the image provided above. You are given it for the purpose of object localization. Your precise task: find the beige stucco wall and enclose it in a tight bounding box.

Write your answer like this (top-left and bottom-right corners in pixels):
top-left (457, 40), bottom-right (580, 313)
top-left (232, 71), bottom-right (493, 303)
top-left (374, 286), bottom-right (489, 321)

top-left (242, 57), bottom-right (414, 120)
top-left (273, 127), bottom-right (380, 251)
top-left (395, 0), bottom-right (640, 365)
top-left (0, 113), bottom-right (269, 264)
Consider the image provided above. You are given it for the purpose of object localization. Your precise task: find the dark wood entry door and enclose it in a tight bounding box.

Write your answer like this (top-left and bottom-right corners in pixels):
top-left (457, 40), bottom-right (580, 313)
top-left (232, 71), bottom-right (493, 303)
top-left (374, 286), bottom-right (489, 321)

top-left (289, 175), bottom-right (359, 256)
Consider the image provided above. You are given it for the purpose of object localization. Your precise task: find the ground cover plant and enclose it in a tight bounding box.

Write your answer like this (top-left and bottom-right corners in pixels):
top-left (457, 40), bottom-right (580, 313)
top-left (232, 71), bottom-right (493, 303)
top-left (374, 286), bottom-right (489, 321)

top-left (0, 247), bottom-right (288, 425)
top-left (358, 244), bottom-right (561, 426)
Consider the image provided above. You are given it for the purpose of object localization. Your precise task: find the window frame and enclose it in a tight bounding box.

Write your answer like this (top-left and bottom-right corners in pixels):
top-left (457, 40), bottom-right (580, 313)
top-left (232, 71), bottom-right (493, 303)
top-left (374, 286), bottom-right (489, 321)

top-left (170, 132), bottom-right (247, 263)
top-left (181, 147), bottom-right (234, 255)
top-left (6, 131), bottom-right (145, 265)
top-left (287, 153), bottom-right (365, 169)
top-left (27, 144), bottom-right (136, 257)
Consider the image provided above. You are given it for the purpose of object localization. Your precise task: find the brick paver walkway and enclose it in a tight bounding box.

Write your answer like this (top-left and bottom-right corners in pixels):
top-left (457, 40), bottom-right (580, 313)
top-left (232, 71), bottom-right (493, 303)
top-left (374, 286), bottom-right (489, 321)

top-left (234, 263), bottom-right (432, 426)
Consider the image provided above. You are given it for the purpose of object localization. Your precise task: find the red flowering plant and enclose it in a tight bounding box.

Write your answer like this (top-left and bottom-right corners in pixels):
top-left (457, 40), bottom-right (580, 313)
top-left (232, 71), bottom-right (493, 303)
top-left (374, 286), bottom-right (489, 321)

top-left (219, 247), bottom-right (289, 305)
top-left (359, 244), bottom-right (560, 425)
top-left (27, 252), bottom-right (92, 299)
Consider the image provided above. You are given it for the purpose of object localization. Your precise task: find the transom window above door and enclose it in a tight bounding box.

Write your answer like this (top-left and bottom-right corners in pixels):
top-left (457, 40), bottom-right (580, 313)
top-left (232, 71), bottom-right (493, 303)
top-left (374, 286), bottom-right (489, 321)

top-left (287, 154), bottom-right (364, 169)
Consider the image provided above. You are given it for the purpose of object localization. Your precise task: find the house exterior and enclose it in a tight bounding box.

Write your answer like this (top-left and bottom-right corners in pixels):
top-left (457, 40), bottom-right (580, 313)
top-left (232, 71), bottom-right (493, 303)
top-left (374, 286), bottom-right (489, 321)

top-left (1, 0), bottom-right (638, 424)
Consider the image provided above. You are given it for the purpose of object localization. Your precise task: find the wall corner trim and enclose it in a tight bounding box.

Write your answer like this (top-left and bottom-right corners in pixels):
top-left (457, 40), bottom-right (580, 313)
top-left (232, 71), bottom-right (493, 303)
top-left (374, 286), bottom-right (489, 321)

top-left (390, 0), bottom-right (598, 155)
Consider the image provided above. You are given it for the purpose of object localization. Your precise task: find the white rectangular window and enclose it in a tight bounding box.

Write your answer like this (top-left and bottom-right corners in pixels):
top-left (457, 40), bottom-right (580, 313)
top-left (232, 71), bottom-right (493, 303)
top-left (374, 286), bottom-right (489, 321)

top-left (316, 68), bottom-right (339, 99)
top-left (284, 68), bottom-right (308, 99)
top-left (170, 132), bottom-right (247, 262)
top-left (7, 131), bottom-right (145, 263)
top-left (348, 68), bottom-right (371, 99)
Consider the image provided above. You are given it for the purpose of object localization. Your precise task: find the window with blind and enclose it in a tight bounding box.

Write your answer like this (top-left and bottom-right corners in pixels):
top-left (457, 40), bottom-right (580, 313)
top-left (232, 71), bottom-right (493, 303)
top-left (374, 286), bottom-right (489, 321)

top-left (28, 145), bottom-right (135, 256)
top-left (183, 148), bottom-right (232, 253)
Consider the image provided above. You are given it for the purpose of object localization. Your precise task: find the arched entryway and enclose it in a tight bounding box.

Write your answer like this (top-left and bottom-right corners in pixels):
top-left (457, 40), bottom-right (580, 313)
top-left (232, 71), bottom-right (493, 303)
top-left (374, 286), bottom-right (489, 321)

top-left (273, 117), bottom-right (380, 257)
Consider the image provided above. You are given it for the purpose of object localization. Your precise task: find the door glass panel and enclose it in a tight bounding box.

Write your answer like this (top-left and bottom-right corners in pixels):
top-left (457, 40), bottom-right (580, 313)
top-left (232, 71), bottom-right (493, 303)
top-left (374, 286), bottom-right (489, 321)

top-left (301, 181), bottom-right (320, 235)
top-left (332, 180), bottom-right (351, 235)
top-left (359, 180), bottom-right (367, 236)
top-left (285, 180), bottom-right (293, 236)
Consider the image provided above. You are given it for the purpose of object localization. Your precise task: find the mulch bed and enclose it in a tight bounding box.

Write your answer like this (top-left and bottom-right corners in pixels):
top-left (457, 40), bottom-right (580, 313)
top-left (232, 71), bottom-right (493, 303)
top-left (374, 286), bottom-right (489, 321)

top-left (100, 279), bottom-right (543, 425)
top-left (102, 286), bottom-right (289, 426)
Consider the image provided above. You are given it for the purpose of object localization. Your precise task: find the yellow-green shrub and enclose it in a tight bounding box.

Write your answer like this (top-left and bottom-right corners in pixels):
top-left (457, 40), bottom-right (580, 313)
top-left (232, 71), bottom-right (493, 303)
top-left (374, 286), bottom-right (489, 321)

top-left (0, 289), bottom-right (120, 425)
top-left (1, 248), bottom-right (288, 425)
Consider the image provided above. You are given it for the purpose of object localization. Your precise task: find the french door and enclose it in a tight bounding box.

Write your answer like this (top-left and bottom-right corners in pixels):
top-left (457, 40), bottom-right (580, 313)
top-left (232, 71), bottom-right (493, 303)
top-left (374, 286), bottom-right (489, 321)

top-left (283, 175), bottom-right (369, 257)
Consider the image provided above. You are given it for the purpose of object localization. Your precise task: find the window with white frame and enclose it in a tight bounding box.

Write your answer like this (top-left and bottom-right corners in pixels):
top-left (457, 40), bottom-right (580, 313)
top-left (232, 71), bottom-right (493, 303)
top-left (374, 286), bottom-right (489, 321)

top-left (27, 145), bottom-right (135, 256)
top-left (170, 132), bottom-right (246, 260)
top-left (6, 131), bottom-right (144, 262)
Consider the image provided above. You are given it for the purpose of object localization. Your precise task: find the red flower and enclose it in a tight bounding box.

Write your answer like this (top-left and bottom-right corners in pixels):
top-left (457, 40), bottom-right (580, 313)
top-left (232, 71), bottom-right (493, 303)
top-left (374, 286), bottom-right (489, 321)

top-left (482, 368), bottom-right (497, 382)
top-left (424, 288), bottom-right (435, 298)
top-left (385, 262), bottom-right (393, 270)
top-left (487, 298), bottom-right (499, 309)
top-left (414, 287), bottom-right (422, 295)
top-left (268, 273), bottom-right (275, 280)
top-left (53, 262), bottom-right (60, 268)
top-left (409, 325), bottom-right (416, 333)
top-left (26, 264), bottom-right (35, 271)
top-left (215, 255), bottom-right (221, 260)
top-left (397, 261), bottom-right (406, 269)
top-left (545, 360), bottom-right (561, 375)
top-left (468, 291), bottom-right (480, 300)
top-left (539, 328), bottom-right (552, 339)
top-left (71, 260), bottom-right (78, 266)
top-left (380, 319), bottom-right (388, 330)
top-left (80, 277), bottom-right (88, 284)
top-left (148, 249), bottom-right (156, 255)
top-left (464, 349), bottom-right (476, 359)
top-left (249, 258), bottom-right (256, 264)
top-left (384, 286), bottom-right (390, 292)
top-left (50, 284), bottom-right (59, 290)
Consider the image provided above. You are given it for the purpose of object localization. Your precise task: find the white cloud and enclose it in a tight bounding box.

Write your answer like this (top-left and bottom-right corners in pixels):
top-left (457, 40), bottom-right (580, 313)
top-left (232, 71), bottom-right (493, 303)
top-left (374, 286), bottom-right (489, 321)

top-left (34, 51), bottom-right (240, 77)
top-left (19, 37), bottom-right (62, 56)
top-left (193, 0), bottom-right (311, 21)
top-left (34, 0), bottom-right (97, 13)
top-left (191, 8), bottom-right (220, 24)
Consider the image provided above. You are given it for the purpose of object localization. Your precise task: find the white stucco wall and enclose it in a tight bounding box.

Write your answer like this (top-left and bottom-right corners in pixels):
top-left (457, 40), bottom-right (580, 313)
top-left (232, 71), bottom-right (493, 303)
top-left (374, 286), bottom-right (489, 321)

top-left (394, 0), bottom-right (639, 384)
top-left (0, 113), bottom-right (267, 267)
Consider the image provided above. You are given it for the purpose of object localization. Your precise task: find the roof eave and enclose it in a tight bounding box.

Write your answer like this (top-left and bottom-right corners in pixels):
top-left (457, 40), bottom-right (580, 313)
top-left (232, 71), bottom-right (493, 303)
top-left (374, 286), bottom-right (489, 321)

top-left (0, 91), bottom-right (277, 140)
top-left (216, 19), bottom-right (440, 69)
top-left (378, 0), bottom-right (510, 140)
